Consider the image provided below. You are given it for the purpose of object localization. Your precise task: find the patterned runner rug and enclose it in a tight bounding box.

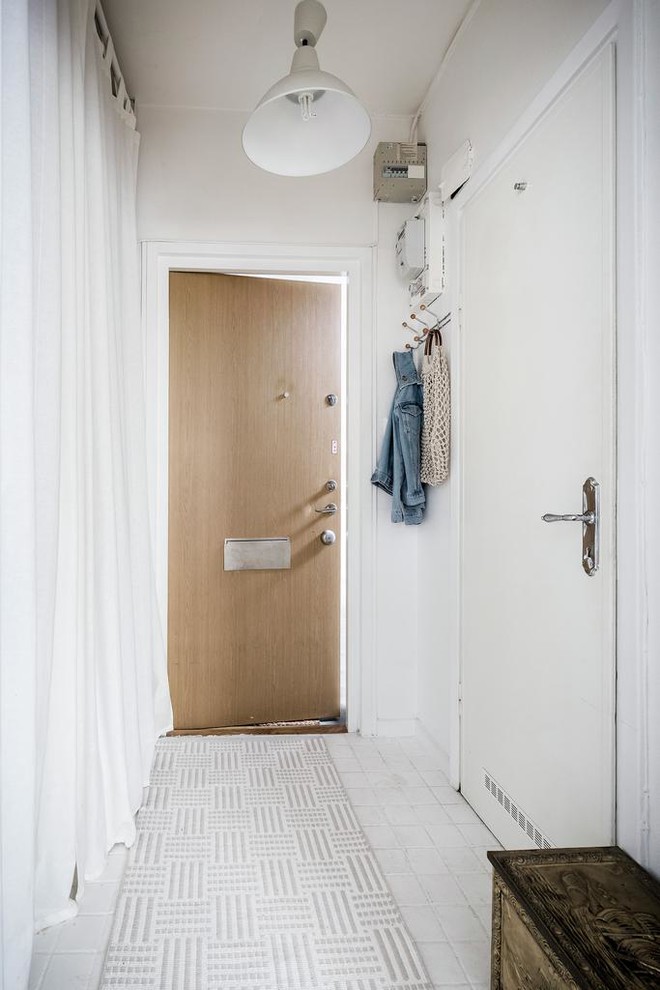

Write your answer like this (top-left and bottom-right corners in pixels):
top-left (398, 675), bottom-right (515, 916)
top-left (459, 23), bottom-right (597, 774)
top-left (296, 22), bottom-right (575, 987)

top-left (100, 735), bottom-right (432, 989)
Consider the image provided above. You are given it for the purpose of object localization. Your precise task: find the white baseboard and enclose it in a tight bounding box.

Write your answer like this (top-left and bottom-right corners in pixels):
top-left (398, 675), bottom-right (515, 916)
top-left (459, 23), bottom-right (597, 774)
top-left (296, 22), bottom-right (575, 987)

top-left (373, 718), bottom-right (418, 737)
top-left (415, 718), bottom-right (451, 777)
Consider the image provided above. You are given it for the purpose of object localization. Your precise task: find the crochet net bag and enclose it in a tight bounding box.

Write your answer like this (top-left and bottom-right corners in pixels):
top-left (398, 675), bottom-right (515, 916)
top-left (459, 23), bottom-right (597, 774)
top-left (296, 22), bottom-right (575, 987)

top-left (420, 329), bottom-right (450, 485)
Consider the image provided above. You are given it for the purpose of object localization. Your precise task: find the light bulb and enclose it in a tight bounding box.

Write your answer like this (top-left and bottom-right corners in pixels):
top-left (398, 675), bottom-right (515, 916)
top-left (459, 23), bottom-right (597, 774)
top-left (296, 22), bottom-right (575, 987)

top-left (298, 91), bottom-right (316, 121)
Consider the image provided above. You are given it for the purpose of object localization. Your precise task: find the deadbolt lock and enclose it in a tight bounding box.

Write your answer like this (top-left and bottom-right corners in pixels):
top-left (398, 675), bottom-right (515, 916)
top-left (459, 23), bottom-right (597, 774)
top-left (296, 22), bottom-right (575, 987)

top-left (325, 393), bottom-right (338, 406)
top-left (325, 479), bottom-right (337, 492)
top-left (320, 530), bottom-right (336, 545)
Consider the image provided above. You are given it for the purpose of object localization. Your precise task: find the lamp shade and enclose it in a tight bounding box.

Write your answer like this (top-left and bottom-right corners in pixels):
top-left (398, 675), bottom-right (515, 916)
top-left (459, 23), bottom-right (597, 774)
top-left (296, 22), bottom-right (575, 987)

top-left (242, 47), bottom-right (371, 176)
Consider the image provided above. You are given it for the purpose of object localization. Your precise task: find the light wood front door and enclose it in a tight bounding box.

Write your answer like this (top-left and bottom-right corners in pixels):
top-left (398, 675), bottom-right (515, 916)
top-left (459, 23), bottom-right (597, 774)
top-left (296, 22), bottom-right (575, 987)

top-left (168, 272), bottom-right (342, 730)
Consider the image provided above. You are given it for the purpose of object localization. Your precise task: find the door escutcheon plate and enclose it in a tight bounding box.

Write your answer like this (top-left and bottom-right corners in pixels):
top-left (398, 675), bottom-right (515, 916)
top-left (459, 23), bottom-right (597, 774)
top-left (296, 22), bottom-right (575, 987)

top-left (581, 477), bottom-right (599, 576)
top-left (541, 477), bottom-right (600, 576)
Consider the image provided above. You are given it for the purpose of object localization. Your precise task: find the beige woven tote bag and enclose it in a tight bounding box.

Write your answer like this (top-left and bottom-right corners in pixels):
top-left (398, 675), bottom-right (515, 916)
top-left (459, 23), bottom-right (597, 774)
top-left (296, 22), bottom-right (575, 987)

top-left (420, 328), bottom-right (450, 485)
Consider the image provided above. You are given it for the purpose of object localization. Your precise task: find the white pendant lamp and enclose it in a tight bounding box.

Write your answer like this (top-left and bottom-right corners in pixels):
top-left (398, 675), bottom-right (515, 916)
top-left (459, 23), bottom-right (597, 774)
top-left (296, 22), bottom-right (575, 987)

top-left (242, 0), bottom-right (371, 176)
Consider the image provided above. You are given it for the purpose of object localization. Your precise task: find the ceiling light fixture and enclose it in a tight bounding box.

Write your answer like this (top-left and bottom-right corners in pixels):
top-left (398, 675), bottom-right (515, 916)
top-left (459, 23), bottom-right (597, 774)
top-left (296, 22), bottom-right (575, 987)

top-left (242, 0), bottom-right (371, 176)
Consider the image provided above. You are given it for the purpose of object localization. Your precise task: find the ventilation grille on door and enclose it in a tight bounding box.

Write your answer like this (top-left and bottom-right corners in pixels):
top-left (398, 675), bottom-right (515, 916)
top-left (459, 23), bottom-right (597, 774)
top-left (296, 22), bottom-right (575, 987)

top-left (483, 770), bottom-right (552, 849)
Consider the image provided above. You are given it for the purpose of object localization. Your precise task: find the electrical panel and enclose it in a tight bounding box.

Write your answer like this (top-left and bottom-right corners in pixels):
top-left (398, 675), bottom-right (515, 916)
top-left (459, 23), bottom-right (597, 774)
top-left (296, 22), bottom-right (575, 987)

top-left (374, 142), bottom-right (427, 203)
top-left (397, 192), bottom-right (446, 307)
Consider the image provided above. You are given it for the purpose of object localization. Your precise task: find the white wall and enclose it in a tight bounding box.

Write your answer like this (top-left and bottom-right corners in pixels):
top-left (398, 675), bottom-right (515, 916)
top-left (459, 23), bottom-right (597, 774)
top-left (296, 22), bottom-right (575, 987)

top-left (138, 109), bottom-right (405, 246)
top-left (372, 202), bottom-right (423, 734)
top-left (415, 0), bottom-right (609, 755)
top-left (136, 109), bottom-right (420, 733)
top-left (420, 0), bottom-right (610, 186)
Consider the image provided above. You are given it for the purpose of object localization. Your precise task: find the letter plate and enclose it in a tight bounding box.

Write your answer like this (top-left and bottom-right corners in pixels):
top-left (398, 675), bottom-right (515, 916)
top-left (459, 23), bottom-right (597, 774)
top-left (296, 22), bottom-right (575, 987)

top-left (223, 538), bottom-right (291, 571)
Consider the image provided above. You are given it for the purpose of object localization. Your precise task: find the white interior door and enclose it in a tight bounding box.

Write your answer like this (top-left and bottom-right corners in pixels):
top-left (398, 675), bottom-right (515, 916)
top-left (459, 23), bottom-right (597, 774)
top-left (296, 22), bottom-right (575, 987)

top-left (460, 47), bottom-right (615, 849)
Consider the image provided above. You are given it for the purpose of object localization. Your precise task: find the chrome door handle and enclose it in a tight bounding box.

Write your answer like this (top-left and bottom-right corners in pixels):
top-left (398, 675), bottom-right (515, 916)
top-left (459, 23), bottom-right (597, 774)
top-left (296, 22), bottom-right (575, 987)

top-left (542, 512), bottom-right (595, 525)
top-left (541, 477), bottom-right (600, 576)
top-left (315, 502), bottom-right (337, 514)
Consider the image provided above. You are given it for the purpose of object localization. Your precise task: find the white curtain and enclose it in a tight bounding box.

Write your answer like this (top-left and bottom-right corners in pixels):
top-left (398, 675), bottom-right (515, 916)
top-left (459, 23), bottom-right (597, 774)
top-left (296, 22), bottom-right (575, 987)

top-left (0, 0), bottom-right (172, 984)
top-left (0, 2), bottom-right (38, 987)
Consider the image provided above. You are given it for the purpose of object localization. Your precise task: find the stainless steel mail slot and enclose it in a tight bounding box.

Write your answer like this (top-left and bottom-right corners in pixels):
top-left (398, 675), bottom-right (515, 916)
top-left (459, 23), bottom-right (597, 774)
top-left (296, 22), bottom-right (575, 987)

top-left (224, 538), bottom-right (291, 571)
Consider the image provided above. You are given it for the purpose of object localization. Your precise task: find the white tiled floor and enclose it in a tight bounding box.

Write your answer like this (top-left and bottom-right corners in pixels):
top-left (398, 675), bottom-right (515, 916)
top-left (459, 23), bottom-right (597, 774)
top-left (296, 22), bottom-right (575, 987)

top-left (30, 852), bottom-right (125, 990)
top-left (30, 732), bottom-right (500, 990)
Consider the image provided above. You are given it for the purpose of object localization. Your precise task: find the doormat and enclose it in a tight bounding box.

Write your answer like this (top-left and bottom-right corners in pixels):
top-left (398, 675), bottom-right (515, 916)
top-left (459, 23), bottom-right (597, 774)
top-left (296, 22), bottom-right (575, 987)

top-left (100, 735), bottom-right (432, 989)
top-left (170, 719), bottom-right (345, 736)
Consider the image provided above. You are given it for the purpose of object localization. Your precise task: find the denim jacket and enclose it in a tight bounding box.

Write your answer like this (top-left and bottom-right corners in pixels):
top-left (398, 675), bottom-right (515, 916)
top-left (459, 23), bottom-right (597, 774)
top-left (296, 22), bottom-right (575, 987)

top-left (371, 351), bottom-right (425, 525)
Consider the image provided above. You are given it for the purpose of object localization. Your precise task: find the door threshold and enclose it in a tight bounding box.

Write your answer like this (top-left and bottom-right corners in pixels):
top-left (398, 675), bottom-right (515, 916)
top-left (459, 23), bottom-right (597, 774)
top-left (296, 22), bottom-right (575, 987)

top-left (168, 718), bottom-right (347, 736)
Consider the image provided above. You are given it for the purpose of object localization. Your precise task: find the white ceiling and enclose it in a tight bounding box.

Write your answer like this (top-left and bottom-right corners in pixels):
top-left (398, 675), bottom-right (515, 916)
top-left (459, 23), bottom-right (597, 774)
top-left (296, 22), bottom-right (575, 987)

top-left (102, 0), bottom-right (472, 117)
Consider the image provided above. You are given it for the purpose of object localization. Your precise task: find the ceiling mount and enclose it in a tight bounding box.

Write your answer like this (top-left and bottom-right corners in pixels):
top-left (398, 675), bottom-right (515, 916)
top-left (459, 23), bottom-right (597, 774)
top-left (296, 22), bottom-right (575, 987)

top-left (241, 0), bottom-right (371, 177)
top-left (294, 0), bottom-right (327, 48)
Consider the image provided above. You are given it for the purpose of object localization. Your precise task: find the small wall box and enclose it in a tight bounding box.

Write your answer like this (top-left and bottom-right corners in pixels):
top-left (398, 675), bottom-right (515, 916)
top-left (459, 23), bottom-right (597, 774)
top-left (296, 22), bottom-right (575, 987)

top-left (374, 143), bottom-right (427, 203)
top-left (403, 192), bottom-right (446, 307)
top-left (396, 218), bottom-right (425, 281)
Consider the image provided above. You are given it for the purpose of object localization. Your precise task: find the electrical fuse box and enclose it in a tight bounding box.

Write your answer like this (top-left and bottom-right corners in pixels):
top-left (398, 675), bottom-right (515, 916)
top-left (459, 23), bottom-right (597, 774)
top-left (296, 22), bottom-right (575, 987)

top-left (374, 142), bottom-right (427, 203)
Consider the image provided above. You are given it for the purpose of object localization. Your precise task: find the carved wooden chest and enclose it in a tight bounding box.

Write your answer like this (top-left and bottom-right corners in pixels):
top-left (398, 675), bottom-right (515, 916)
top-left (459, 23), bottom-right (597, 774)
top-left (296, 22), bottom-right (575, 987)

top-left (488, 847), bottom-right (660, 989)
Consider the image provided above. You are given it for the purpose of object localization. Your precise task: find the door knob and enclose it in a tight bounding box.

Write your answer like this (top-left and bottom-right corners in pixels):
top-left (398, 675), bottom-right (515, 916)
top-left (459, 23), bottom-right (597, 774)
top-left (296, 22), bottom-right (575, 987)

top-left (315, 502), bottom-right (337, 514)
top-left (542, 477), bottom-right (600, 576)
top-left (320, 530), bottom-right (336, 545)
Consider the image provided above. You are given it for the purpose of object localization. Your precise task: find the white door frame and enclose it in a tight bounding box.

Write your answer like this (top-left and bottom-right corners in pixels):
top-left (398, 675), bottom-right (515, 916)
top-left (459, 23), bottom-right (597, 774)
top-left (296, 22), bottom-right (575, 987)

top-left (141, 241), bottom-right (376, 735)
top-left (447, 0), bottom-right (645, 854)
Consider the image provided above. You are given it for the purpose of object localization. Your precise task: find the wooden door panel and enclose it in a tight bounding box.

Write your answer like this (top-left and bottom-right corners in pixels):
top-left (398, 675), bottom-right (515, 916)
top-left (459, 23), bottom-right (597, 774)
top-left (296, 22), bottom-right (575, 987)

top-left (168, 272), bottom-right (341, 729)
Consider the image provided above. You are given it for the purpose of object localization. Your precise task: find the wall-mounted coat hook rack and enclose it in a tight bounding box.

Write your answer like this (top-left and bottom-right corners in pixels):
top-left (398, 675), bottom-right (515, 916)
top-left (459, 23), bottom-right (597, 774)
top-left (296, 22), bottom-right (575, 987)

top-left (410, 311), bottom-right (434, 330)
top-left (404, 309), bottom-right (452, 350)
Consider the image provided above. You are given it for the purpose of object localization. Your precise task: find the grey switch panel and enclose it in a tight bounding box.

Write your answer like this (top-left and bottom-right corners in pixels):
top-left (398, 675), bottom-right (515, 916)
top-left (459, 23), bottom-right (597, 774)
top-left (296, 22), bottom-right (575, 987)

top-left (374, 142), bottom-right (427, 203)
